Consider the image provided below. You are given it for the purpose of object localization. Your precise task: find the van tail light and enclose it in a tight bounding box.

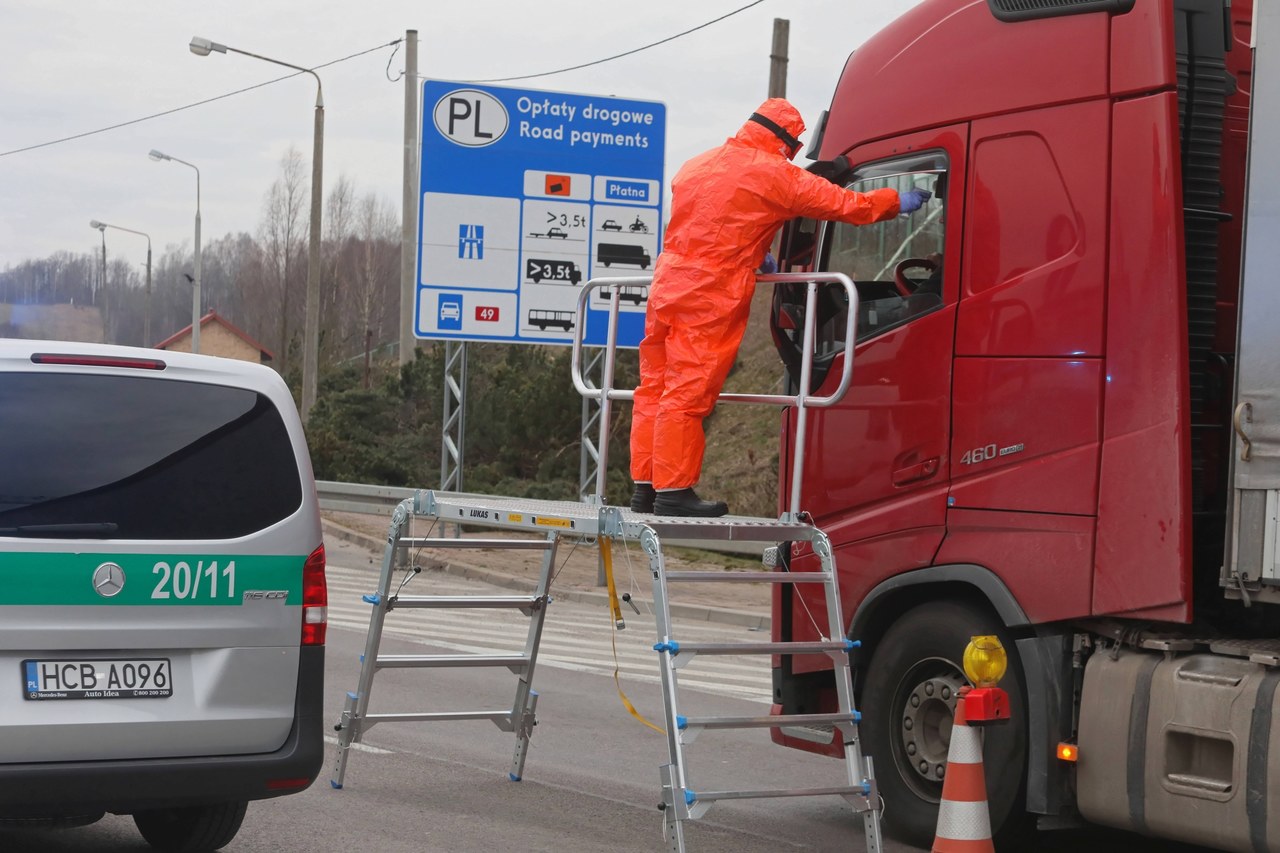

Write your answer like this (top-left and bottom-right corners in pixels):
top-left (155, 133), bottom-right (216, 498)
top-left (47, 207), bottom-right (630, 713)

top-left (302, 544), bottom-right (327, 646)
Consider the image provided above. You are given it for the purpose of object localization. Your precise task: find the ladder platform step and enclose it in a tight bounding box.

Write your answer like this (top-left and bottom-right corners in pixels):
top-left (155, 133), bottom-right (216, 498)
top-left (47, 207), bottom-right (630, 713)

top-left (656, 640), bottom-right (855, 657)
top-left (375, 653), bottom-right (529, 670)
top-left (689, 784), bottom-right (870, 804)
top-left (679, 711), bottom-right (858, 731)
top-left (362, 710), bottom-right (513, 725)
top-left (391, 594), bottom-right (543, 609)
top-left (398, 537), bottom-right (552, 551)
top-left (662, 570), bottom-right (831, 584)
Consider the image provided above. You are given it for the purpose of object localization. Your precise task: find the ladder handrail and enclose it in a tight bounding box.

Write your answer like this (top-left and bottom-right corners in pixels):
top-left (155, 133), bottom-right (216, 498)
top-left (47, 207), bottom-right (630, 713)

top-left (569, 272), bottom-right (860, 520)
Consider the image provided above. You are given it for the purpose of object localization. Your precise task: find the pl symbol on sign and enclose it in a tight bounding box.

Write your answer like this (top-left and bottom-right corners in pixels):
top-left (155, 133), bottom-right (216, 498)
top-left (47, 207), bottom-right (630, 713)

top-left (458, 224), bottom-right (484, 259)
top-left (433, 89), bottom-right (508, 147)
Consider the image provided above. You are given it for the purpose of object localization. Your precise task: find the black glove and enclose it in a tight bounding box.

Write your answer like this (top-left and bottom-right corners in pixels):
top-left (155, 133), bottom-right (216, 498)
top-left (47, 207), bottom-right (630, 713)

top-left (808, 155), bottom-right (853, 185)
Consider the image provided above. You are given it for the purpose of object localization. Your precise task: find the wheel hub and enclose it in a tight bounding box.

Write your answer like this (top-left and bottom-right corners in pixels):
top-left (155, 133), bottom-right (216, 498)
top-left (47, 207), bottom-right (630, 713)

top-left (899, 673), bottom-right (966, 787)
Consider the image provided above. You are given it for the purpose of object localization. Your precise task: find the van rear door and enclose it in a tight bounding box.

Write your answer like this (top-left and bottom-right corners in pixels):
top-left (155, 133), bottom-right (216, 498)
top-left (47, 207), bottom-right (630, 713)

top-left (0, 361), bottom-right (317, 763)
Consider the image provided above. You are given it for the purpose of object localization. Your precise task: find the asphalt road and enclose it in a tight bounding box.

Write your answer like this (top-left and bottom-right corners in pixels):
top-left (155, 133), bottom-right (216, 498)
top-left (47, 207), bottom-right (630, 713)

top-left (0, 536), bottom-right (1221, 853)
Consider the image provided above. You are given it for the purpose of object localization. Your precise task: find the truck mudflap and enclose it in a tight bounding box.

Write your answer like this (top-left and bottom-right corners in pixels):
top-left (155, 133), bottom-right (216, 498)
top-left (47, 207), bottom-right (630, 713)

top-left (1077, 644), bottom-right (1280, 853)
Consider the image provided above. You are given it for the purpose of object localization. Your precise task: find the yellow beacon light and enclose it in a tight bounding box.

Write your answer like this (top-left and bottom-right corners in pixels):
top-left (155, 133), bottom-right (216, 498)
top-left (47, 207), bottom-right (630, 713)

top-left (963, 635), bottom-right (1007, 687)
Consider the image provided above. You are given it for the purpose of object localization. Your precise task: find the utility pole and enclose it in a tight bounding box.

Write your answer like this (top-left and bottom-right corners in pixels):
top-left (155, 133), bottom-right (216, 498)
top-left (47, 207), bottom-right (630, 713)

top-left (400, 29), bottom-right (419, 366)
top-left (768, 18), bottom-right (790, 263)
top-left (769, 18), bottom-right (789, 99)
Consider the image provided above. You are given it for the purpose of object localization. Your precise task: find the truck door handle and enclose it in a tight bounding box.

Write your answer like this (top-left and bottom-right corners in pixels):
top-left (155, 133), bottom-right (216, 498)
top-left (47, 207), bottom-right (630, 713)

top-left (893, 457), bottom-right (940, 486)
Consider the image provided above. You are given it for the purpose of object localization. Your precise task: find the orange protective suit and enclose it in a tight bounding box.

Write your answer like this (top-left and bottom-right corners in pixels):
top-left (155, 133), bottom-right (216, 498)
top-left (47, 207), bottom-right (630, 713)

top-left (629, 98), bottom-right (901, 492)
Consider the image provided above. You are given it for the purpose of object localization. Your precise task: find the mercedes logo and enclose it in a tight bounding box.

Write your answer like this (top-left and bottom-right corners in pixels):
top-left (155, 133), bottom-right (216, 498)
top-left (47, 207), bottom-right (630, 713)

top-left (92, 562), bottom-right (126, 598)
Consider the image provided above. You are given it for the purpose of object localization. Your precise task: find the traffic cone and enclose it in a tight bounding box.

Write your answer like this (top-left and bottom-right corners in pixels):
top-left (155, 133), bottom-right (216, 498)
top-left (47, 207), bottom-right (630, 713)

top-left (932, 688), bottom-right (995, 852)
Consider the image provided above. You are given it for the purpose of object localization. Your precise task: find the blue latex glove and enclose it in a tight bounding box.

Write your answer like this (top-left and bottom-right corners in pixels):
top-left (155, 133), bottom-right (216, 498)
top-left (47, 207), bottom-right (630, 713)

top-left (759, 252), bottom-right (778, 275)
top-left (899, 189), bottom-right (932, 214)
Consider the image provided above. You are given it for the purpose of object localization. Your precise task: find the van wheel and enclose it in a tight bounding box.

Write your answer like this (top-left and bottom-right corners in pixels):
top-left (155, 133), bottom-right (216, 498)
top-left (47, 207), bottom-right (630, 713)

top-left (860, 601), bottom-right (1029, 848)
top-left (134, 801), bottom-right (248, 852)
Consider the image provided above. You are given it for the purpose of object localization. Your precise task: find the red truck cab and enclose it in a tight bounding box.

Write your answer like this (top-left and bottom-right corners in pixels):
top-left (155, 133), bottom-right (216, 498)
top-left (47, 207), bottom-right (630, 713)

top-left (769, 0), bottom-right (1258, 846)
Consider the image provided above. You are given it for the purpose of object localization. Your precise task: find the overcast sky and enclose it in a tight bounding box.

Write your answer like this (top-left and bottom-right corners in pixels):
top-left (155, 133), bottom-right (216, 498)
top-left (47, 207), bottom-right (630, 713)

top-left (0, 0), bottom-right (920, 275)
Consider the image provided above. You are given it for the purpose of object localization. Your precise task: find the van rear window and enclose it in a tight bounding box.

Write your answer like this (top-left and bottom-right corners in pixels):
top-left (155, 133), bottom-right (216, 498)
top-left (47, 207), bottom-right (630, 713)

top-left (0, 373), bottom-right (302, 540)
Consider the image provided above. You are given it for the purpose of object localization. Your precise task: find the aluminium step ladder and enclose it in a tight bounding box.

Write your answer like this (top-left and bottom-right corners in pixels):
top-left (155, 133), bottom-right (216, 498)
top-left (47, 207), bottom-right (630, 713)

top-left (330, 498), bottom-right (558, 788)
top-left (637, 511), bottom-right (882, 853)
top-left (331, 489), bottom-right (882, 853)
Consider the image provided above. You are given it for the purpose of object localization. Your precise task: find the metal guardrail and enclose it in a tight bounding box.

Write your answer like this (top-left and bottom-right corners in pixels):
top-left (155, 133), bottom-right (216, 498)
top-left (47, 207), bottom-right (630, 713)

top-left (316, 480), bottom-right (417, 516)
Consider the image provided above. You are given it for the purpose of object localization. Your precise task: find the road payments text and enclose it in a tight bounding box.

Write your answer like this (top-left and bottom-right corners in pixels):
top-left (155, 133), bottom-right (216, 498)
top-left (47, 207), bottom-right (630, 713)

top-left (516, 96), bottom-right (655, 149)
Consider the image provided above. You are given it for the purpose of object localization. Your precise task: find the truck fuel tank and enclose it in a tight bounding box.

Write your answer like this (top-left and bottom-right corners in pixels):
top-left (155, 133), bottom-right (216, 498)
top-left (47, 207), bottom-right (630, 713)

top-left (1077, 642), bottom-right (1280, 852)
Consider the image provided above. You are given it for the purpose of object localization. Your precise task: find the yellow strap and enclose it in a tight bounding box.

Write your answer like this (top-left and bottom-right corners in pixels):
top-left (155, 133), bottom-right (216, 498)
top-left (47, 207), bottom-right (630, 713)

top-left (600, 536), bottom-right (665, 735)
top-left (601, 536), bottom-right (624, 628)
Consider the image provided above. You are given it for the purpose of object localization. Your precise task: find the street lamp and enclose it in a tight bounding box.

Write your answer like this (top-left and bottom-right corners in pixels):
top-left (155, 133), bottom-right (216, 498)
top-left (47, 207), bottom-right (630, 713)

top-left (90, 222), bottom-right (107, 337)
top-left (149, 149), bottom-right (202, 353)
top-left (191, 35), bottom-right (323, 422)
top-left (89, 220), bottom-right (151, 345)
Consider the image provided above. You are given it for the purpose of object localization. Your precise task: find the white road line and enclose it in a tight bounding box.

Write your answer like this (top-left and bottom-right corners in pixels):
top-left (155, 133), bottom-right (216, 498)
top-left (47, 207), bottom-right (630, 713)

top-left (325, 564), bottom-right (776, 702)
top-left (326, 616), bottom-right (772, 694)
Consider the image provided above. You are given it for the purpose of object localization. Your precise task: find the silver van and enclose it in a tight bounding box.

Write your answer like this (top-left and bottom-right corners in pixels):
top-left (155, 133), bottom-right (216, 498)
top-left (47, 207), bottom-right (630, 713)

top-left (0, 340), bottom-right (326, 851)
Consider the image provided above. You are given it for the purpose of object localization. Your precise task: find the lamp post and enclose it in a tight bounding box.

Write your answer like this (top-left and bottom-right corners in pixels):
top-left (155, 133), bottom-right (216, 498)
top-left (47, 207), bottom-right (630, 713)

top-left (89, 220), bottom-right (150, 345)
top-left (92, 222), bottom-right (107, 339)
top-left (190, 36), bottom-right (323, 421)
top-left (149, 149), bottom-right (202, 353)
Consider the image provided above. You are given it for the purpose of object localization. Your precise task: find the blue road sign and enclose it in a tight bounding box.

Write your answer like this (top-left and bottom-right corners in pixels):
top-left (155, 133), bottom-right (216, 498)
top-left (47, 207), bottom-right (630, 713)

top-left (415, 81), bottom-right (665, 347)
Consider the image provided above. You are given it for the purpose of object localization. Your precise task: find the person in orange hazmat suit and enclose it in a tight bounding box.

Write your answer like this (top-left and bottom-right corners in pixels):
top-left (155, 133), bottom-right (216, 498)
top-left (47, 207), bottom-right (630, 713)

top-left (629, 97), bottom-right (931, 517)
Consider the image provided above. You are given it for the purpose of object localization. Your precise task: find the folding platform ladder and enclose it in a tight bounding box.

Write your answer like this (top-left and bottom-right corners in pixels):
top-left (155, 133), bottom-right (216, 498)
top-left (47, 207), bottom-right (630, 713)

top-left (330, 499), bottom-right (559, 788)
top-left (331, 489), bottom-right (882, 852)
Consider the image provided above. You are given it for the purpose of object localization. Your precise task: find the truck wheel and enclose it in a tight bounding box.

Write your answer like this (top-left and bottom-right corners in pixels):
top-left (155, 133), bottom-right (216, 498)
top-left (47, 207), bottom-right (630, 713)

top-left (860, 600), bottom-right (1028, 848)
top-left (133, 801), bottom-right (248, 852)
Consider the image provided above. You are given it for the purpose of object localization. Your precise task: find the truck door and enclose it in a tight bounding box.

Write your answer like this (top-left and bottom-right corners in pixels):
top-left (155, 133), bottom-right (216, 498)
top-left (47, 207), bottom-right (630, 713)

top-left (775, 126), bottom-right (966, 644)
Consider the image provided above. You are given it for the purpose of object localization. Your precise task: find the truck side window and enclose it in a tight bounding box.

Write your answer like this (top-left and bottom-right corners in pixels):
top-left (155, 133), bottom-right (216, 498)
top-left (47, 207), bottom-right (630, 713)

top-left (770, 152), bottom-right (949, 393)
top-left (822, 153), bottom-right (949, 343)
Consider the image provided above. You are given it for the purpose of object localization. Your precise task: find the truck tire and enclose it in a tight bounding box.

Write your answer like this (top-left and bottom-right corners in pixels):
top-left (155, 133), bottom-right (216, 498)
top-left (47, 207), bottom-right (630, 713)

top-left (133, 801), bottom-right (248, 852)
top-left (860, 600), bottom-right (1028, 848)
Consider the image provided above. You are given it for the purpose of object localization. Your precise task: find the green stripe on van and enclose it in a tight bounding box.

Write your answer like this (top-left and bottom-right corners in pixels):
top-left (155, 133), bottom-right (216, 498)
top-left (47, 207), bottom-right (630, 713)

top-left (0, 553), bottom-right (305, 606)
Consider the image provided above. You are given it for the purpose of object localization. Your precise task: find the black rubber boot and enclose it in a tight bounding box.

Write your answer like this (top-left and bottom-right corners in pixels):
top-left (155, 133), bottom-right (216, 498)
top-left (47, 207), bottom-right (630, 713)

top-left (653, 488), bottom-right (729, 518)
top-left (630, 482), bottom-right (656, 513)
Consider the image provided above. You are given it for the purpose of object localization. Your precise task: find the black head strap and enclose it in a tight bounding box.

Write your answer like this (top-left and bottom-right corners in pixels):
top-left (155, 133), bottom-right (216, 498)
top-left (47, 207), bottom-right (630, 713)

top-left (749, 112), bottom-right (802, 153)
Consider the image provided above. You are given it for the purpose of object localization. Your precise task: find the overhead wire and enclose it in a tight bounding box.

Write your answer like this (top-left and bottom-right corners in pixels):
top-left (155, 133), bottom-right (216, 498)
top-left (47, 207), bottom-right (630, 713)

top-left (449, 0), bottom-right (767, 83)
top-left (0, 39), bottom-right (402, 159)
top-left (3, 2), bottom-right (767, 159)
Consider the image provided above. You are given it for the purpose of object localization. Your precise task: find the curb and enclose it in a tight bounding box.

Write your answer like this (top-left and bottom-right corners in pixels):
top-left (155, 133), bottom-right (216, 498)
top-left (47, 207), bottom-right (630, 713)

top-left (322, 518), bottom-right (771, 632)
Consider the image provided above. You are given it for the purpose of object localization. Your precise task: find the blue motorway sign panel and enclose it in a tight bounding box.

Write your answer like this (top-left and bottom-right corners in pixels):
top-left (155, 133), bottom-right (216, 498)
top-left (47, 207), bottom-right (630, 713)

top-left (415, 81), bottom-right (665, 347)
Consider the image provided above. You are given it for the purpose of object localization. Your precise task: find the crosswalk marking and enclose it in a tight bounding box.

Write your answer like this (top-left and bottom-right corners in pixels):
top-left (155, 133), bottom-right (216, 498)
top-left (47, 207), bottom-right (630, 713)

top-left (326, 564), bottom-right (774, 703)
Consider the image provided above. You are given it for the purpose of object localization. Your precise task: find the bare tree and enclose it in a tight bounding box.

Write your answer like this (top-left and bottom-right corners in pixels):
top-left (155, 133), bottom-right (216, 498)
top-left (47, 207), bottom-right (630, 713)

top-left (257, 146), bottom-right (309, 373)
top-left (345, 191), bottom-right (399, 387)
top-left (323, 173), bottom-right (357, 367)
